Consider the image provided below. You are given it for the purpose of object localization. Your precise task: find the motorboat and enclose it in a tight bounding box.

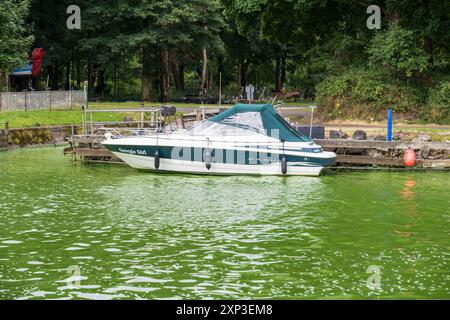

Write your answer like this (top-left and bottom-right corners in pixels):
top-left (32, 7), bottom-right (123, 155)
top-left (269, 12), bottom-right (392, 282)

top-left (102, 104), bottom-right (336, 176)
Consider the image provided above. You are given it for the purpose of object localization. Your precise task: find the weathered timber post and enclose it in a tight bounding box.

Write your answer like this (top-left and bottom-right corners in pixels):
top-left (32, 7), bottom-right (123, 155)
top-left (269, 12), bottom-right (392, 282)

top-left (5, 121), bottom-right (8, 145)
top-left (202, 108), bottom-right (206, 121)
top-left (196, 109), bottom-right (201, 124)
top-left (309, 106), bottom-right (315, 138)
top-left (219, 72), bottom-right (222, 105)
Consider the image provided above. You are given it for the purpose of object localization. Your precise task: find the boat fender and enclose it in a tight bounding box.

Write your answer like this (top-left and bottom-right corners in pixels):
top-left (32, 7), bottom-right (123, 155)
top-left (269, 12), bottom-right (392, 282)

top-left (205, 150), bottom-right (212, 170)
top-left (404, 147), bottom-right (416, 167)
top-left (154, 150), bottom-right (160, 169)
top-left (281, 155), bottom-right (288, 175)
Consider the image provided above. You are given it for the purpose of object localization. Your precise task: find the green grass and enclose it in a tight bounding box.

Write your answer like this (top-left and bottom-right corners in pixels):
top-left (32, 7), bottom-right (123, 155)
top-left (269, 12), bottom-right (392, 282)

top-left (3, 101), bottom-right (447, 130)
top-left (0, 109), bottom-right (132, 128)
top-left (0, 101), bottom-right (315, 128)
top-left (0, 102), bottom-right (192, 128)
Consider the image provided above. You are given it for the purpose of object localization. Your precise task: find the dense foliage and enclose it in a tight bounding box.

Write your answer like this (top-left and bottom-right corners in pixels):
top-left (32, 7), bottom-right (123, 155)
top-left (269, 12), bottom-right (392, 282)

top-left (1, 0), bottom-right (449, 122)
top-left (0, 0), bottom-right (34, 89)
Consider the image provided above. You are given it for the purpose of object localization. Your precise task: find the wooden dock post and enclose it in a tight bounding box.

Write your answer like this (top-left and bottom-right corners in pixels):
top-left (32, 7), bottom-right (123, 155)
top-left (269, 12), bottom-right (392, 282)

top-left (196, 109), bottom-right (201, 123)
top-left (180, 116), bottom-right (185, 129)
top-left (0, 121), bottom-right (9, 150)
top-left (90, 112), bottom-right (94, 135)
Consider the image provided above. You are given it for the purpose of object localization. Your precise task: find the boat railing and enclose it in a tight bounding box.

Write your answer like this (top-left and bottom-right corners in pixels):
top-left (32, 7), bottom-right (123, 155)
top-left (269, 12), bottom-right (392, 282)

top-left (81, 107), bottom-right (166, 135)
top-left (101, 127), bottom-right (159, 139)
top-left (276, 105), bottom-right (318, 138)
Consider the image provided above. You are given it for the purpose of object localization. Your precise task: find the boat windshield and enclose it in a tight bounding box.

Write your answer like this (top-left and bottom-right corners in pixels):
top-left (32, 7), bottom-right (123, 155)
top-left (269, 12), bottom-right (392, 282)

top-left (188, 111), bottom-right (266, 136)
top-left (188, 105), bottom-right (312, 142)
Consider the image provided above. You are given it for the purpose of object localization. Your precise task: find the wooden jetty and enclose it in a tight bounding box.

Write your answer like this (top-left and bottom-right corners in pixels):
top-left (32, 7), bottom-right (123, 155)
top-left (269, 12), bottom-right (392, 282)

top-left (67, 106), bottom-right (220, 164)
top-left (65, 107), bottom-right (450, 170)
top-left (68, 137), bottom-right (450, 170)
top-left (317, 139), bottom-right (450, 168)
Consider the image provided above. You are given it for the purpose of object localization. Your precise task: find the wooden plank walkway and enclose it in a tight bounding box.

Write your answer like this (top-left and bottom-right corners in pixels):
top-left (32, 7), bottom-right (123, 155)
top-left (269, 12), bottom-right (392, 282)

top-left (66, 144), bottom-right (450, 169)
top-left (315, 139), bottom-right (450, 151)
top-left (336, 155), bottom-right (404, 167)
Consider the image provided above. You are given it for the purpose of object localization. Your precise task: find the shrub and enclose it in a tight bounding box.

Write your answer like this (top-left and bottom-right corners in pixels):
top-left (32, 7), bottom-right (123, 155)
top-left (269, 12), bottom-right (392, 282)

top-left (368, 24), bottom-right (428, 78)
top-left (426, 81), bottom-right (450, 123)
top-left (315, 67), bottom-right (425, 120)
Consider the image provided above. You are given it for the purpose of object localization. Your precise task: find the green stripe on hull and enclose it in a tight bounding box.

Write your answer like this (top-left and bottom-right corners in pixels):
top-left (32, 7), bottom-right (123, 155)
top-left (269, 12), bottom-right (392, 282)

top-left (104, 144), bottom-right (335, 167)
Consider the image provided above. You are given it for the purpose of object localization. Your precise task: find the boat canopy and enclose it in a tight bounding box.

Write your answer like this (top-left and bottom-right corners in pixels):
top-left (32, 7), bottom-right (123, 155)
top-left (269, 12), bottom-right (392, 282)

top-left (190, 104), bottom-right (311, 142)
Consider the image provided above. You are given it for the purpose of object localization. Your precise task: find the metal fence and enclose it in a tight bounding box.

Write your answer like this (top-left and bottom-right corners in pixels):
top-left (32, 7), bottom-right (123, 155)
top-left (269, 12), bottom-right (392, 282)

top-left (0, 90), bottom-right (86, 111)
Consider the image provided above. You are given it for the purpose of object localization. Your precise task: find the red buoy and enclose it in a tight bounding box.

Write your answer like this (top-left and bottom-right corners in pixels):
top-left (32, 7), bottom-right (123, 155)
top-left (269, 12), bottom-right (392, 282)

top-left (404, 148), bottom-right (416, 167)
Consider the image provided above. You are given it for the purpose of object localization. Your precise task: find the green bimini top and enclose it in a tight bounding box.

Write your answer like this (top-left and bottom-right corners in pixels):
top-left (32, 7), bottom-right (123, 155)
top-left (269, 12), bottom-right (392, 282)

top-left (208, 104), bottom-right (312, 142)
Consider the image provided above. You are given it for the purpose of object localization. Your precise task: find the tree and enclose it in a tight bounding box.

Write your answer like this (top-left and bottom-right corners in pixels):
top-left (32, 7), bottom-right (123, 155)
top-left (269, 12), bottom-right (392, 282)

top-left (368, 24), bottom-right (428, 78)
top-left (222, 1), bottom-right (279, 92)
top-left (80, 0), bottom-right (224, 101)
top-left (30, 0), bottom-right (78, 90)
top-left (0, 0), bottom-right (33, 90)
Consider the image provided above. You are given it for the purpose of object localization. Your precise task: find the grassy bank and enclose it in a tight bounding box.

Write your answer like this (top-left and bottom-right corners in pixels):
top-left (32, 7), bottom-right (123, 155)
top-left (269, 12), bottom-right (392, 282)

top-left (1, 102), bottom-right (449, 142)
top-left (0, 101), bottom-right (313, 128)
top-left (0, 102), bottom-right (189, 128)
top-left (0, 109), bottom-right (127, 128)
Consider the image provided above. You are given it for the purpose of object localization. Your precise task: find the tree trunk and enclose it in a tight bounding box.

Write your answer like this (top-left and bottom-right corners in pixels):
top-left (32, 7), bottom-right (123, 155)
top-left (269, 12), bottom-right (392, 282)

top-left (424, 36), bottom-right (433, 66)
top-left (160, 49), bottom-right (170, 103)
top-left (76, 60), bottom-right (81, 88)
top-left (169, 51), bottom-right (184, 91)
top-left (178, 64), bottom-right (185, 90)
top-left (200, 48), bottom-right (208, 93)
top-left (91, 64), bottom-right (100, 95)
top-left (95, 68), bottom-right (106, 98)
top-left (65, 62), bottom-right (71, 90)
top-left (87, 59), bottom-right (94, 94)
top-left (141, 46), bottom-right (151, 102)
top-left (0, 70), bottom-right (8, 91)
top-left (114, 64), bottom-right (118, 96)
top-left (237, 63), bottom-right (241, 88)
top-left (207, 66), bottom-right (212, 92)
top-left (238, 62), bottom-right (246, 89)
top-left (275, 54), bottom-right (282, 92)
top-left (52, 63), bottom-right (60, 90)
top-left (217, 56), bottom-right (224, 76)
top-left (171, 62), bottom-right (185, 91)
top-left (46, 65), bottom-right (53, 89)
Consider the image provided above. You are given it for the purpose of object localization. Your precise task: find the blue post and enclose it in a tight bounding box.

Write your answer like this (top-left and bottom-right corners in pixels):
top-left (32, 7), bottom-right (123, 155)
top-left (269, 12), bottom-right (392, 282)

top-left (387, 108), bottom-right (393, 142)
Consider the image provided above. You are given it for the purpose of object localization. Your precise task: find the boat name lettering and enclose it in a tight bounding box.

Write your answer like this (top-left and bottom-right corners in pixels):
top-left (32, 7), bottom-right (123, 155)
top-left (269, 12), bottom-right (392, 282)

top-left (118, 148), bottom-right (147, 156)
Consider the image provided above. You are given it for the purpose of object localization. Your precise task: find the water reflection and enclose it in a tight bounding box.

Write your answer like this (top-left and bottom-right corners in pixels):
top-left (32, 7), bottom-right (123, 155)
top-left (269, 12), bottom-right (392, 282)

top-left (400, 177), bottom-right (417, 201)
top-left (100, 174), bottom-right (325, 229)
top-left (397, 175), bottom-right (419, 237)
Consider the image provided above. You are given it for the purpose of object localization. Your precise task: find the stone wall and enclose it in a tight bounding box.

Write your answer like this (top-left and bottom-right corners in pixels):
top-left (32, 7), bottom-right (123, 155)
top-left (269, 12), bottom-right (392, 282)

top-left (0, 127), bottom-right (7, 149)
top-left (5, 126), bottom-right (80, 148)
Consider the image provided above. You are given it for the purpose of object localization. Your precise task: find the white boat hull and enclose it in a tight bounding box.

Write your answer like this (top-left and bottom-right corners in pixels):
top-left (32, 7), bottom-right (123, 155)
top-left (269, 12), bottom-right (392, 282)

top-left (111, 151), bottom-right (325, 176)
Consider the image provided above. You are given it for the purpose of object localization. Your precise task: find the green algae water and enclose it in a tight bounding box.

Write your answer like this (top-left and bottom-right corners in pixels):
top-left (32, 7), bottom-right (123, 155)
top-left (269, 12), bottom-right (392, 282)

top-left (0, 147), bottom-right (449, 300)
